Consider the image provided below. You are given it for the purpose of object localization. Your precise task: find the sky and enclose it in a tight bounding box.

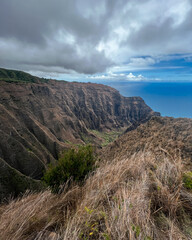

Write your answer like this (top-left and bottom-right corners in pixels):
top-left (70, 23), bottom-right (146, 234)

top-left (0, 0), bottom-right (192, 82)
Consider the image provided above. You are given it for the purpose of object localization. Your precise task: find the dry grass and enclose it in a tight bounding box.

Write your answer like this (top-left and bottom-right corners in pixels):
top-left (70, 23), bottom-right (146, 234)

top-left (0, 150), bottom-right (192, 240)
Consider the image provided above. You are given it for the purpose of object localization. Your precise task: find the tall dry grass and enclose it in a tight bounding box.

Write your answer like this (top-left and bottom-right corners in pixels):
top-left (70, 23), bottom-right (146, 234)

top-left (0, 150), bottom-right (192, 240)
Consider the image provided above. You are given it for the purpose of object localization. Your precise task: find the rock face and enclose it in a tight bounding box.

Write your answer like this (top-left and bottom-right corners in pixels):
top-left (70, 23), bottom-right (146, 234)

top-left (0, 69), bottom-right (159, 199)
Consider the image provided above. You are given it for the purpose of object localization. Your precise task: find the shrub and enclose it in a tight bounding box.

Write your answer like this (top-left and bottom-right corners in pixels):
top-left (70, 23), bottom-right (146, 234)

top-left (183, 172), bottom-right (192, 190)
top-left (42, 145), bottom-right (96, 192)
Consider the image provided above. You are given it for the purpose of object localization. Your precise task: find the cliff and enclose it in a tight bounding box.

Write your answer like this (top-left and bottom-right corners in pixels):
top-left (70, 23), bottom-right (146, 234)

top-left (0, 68), bottom-right (159, 199)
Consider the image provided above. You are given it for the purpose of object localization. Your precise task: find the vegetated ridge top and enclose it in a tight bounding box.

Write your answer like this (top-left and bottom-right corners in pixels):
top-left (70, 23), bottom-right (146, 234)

top-left (0, 68), bottom-right (48, 83)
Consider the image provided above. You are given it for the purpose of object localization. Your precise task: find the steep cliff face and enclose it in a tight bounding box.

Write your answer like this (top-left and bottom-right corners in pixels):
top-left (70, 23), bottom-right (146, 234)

top-left (0, 69), bottom-right (159, 199)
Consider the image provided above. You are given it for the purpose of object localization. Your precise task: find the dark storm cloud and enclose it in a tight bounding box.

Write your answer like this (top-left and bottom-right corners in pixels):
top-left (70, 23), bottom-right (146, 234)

top-left (0, 0), bottom-right (115, 74)
top-left (0, 0), bottom-right (192, 76)
top-left (0, 0), bottom-right (106, 44)
top-left (0, 38), bottom-right (111, 74)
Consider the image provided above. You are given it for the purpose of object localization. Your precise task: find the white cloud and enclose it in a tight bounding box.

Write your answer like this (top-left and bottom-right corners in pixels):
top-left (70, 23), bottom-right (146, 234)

top-left (87, 71), bottom-right (145, 81)
top-left (126, 73), bottom-right (145, 81)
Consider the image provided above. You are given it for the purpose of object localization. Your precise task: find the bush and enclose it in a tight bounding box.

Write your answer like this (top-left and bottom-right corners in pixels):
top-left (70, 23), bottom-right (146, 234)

top-left (183, 172), bottom-right (192, 190)
top-left (42, 145), bottom-right (96, 192)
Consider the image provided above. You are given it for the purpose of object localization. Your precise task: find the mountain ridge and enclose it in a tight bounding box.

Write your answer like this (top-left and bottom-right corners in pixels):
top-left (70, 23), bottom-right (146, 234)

top-left (0, 68), bottom-right (160, 200)
top-left (102, 116), bottom-right (192, 166)
top-left (0, 68), bottom-right (49, 83)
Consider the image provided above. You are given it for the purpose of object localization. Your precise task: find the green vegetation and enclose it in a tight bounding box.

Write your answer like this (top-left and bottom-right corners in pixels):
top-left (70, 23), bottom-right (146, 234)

top-left (90, 129), bottom-right (124, 146)
top-left (42, 145), bottom-right (96, 192)
top-left (183, 172), bottom-right (192, 190)
top-left (0, 68), bottom-right (48, 83)
top-left (79, 207), bottom-right (109, 240)
top-left (1, 151), bottom-right (192, 239)
top-left (131, 224), bottom-right (141, 238)
top-left (26, 148), bottom-right (33, 153)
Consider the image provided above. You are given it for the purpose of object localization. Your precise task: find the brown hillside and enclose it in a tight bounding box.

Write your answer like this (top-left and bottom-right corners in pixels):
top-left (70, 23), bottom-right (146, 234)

top-left (103, 116), bottom-right (192, 166)
top-left (0, 115), bottom-right (192, 239)
top-left (0, 69), bottom-right (159, 199)
top-left (0, 80), bottom-right (158, 179)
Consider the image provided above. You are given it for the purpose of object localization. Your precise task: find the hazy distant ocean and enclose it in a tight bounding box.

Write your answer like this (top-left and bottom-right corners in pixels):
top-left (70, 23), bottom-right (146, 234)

top-left (104, 82), bottom-right (192, 118)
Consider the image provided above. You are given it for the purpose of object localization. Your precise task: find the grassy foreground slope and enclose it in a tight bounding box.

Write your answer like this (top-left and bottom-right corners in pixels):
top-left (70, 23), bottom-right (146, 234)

top-left (0, 151), bottom-right (192, 239)
top-left (0, 117), bottom-right (192, 239)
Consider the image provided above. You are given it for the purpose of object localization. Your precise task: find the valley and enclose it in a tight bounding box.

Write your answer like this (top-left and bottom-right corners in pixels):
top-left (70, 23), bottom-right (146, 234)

top-left (0, 68), bottom-right (159, 200)
top-left (0, 69), bottom-right (191, 240)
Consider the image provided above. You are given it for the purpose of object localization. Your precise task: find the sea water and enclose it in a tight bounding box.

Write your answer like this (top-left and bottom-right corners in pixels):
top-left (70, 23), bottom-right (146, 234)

top-left (104, 82), bottom-right (192, 118)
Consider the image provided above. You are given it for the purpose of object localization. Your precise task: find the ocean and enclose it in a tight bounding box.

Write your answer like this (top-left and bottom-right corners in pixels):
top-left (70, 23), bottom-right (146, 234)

top-left (102, 82), bottom-right (192, 118)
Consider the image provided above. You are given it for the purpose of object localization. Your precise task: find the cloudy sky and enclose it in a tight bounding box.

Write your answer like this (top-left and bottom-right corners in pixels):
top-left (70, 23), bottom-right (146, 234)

top-left (0, 0), bottom-right (192, 82)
